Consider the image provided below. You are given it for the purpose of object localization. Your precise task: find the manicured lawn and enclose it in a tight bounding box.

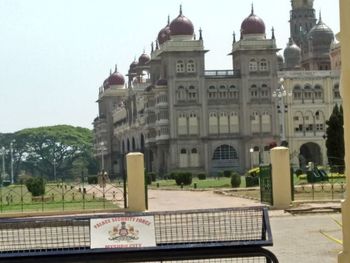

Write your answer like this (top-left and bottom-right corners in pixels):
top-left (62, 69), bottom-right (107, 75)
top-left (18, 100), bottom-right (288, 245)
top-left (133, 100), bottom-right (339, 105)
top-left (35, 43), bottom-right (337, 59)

top-left (0, 183), bottom-right (117, 213)
top-left (149, 176), bottom-right (248, 189)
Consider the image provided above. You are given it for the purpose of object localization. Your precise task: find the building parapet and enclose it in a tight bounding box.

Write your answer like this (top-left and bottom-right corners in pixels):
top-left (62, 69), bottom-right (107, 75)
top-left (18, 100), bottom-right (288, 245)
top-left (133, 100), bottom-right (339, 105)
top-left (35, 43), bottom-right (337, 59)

top-left (278, 70), bottom-right (340, 79)
top-left (205, 70), bottom-right (241, 78)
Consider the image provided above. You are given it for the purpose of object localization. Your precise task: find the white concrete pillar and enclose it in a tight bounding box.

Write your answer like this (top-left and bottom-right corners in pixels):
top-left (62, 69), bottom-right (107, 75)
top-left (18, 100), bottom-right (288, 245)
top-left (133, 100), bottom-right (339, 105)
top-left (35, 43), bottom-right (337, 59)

top-left (126, 152), bottom-right (147, 212)
top-left (270, 147), bottom-right (292, 209)
top-left (338, 1), bottom-right (350, 261)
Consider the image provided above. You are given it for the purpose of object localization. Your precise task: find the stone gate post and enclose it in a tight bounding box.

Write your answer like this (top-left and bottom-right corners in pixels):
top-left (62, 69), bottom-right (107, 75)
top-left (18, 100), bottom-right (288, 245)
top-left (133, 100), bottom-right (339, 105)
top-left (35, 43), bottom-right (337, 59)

top-left (270, 147), bottom-right (292, 209)
top-left (338, 0), bottom-right (350, 261)
top-left (126, 152), bottom-right (147, 212)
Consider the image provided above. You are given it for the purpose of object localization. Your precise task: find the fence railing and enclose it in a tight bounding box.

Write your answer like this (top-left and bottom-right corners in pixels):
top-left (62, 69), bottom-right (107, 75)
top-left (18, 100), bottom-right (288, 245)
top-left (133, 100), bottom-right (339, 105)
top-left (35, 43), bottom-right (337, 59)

top-left (0, 207), bottom-right (278, 263)
top-left (0, 178), bottom-right (126, 214)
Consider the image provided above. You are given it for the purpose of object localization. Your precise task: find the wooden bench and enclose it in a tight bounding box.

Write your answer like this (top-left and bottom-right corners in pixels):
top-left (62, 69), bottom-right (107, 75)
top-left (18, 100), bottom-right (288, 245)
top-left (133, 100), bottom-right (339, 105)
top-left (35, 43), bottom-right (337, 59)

top-left (0, 206), bottom-right (278, 262)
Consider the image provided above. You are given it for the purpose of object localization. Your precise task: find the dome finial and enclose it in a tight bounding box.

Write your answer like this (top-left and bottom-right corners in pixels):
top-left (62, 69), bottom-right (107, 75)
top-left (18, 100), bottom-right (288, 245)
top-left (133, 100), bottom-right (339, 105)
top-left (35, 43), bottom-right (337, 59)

top-left (115, 64), bottom-right (118, 73)
top-left (319, 10), bottom-right (322, 23)
top-left (180, 4), bottom-right (183, 15)
top-left (109, 69), bottom-right (112, 75)
top-left (199, 28), bottom-right (203, 40)
top-left (167, 15), bottom-right (170, 25)
top-left (271, 27), bottom-right (275, 39)
top-left (233, 31), bottom-right (236, 43)
top-left (251, 3), bottom-right (254, 15)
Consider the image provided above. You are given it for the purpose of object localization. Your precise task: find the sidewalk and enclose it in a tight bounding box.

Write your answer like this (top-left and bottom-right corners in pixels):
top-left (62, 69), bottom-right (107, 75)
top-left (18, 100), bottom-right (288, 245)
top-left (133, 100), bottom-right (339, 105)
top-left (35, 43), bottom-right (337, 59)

top-left (147, 189), bottom-right (343, 263)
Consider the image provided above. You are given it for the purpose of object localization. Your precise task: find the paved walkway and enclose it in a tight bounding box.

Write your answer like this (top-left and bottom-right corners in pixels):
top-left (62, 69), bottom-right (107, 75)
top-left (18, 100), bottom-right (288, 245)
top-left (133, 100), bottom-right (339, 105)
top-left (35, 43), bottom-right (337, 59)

top-left (147, 189), bottom-right (342, 263)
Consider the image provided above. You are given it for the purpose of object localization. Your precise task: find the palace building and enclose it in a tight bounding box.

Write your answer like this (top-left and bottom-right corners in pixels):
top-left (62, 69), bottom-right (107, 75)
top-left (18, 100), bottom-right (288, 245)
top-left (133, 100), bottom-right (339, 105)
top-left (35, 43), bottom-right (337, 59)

top-left (93, 0), bottom-right (340, 176)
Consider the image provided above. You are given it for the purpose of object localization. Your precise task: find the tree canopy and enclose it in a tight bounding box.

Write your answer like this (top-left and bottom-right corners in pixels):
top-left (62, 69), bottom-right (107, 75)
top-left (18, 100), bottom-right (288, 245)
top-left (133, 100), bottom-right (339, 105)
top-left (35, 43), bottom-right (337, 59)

top-left (325, 104), bottom-right (344, 170)
top-left (0, 125), bottom-right (98, 182)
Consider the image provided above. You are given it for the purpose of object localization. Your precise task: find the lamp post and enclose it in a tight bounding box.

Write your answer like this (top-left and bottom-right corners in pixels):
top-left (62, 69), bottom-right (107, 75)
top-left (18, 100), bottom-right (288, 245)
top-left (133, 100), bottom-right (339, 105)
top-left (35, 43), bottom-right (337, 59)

top-left (99, 141), bottom-right (106, 171)
top-left (10, 141), bottom-right (14, 184)
top-left (1, 147), bottom-right (5, 183)
top-left (272, 78), bottom-right (290, 144)
top-left (53, 158), bottom-right (57, 182)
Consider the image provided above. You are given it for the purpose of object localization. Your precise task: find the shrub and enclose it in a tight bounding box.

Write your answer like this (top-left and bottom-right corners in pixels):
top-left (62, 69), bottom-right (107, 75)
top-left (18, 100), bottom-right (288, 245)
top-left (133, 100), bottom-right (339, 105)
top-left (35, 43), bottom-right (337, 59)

top-left (147, 172), bottom-right (157, 182)
top-left (87, 176), bottom-right (98, 184)
top-left (2, 181), bottom-right (11, 187)
top-left (197, 173), bottom-right (206, 180)
top-left (25, 177), bottom-right (45, 197)
top-left (174, 172), bottom-right (192, 186)
top-left (295, 169), bottom-right (303, 177)
top-left (223, 170), bottom-right (232, 178)
top-left (245, 176), bottom-right (259, 187)
top-left (145, 174), bottom-right (152, 185)
top-left (230, 172), bottom-right (241, 188)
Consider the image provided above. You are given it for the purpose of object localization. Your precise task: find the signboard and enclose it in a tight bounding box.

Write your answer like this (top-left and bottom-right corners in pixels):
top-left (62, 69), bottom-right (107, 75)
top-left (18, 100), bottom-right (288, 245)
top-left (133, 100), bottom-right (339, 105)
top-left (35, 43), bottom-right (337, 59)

top-left (90, 216), bottom-right (156, 249)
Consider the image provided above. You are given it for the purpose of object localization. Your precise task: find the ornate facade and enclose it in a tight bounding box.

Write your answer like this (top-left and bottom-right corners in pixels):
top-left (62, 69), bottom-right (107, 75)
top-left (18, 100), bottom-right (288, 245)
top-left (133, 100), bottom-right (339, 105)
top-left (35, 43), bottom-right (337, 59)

top-left (93, 0), bottom-right (340, 176)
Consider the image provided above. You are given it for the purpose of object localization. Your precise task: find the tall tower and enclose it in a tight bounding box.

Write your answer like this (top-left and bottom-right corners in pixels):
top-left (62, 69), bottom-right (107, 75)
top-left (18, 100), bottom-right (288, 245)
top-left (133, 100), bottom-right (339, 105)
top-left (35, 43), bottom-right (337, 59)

top-left (290, 0), bottom-right (317, 47)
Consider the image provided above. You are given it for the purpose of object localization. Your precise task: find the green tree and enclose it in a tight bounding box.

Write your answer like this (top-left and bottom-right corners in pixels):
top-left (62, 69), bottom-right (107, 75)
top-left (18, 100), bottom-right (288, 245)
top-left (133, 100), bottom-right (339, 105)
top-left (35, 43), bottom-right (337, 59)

top-left (0, 125), bottom-right (96, 181)
top-left (326, 104), bottom-right (345, 170)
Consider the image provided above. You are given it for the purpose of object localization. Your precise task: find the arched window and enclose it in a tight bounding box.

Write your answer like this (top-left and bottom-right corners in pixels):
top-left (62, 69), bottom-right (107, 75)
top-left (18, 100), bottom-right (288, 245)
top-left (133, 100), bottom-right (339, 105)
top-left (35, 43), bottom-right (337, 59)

top-left (189, 113), bottom-right (198, 135)
top-left (251, 111), bottom-right (260, 133)
top-left (188, 86), bottom-right (197, 100)
top-left (261, 84), bottom-right (269, 98)
top-left (176, 60), bottom-right (185, 73)
top-left (190, 148), bottom-right (199, 167)
top-left (259, 59), bottom-right (268, 71)
top-left (213, 145), bottom-right (238, 160)
top-left (333, 84), bottom-right (341, 99)
top-left (293, 112), bottom-right (303, 133)
top-left (304, 111), bottom-right (314, 133)
top-left (229, 112), bottom-right (239, 133)
top-left (249, 59), bottom-right (258, 72)
top-left (219, 85), bottom-right (226, 98)
top-left (250, 85), bottom-right (258, 98)
top-left (314, 85), bottom-right (323, 100)
top-left (178, 113), bottom-right (187, 135)
top-left (229, 85), bottom-right (239, 99)
top-left (219, 112), bottom-right (229, 134)
top-left (209, 112), bottom-right (218, 134)
top-left (303, 85), bottom-right (312, 100)
top-left (177, 86), bottom-right (186, 101)
top-left (261, 112), bottom-right (271, 132)
top-left (315, 111), bottom-right (325, 132)
top-left (293, 85), bottom-right (302, 100)
top-left (179, 148), bottom-right (188, 168)
top-left (187, 60), bottom-right (196, 72)
top-left (208, 85), bottom-right (216, 99)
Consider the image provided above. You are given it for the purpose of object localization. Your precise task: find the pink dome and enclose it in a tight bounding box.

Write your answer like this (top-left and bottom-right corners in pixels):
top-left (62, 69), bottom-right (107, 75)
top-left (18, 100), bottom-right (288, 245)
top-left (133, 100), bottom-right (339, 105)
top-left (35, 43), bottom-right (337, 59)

top-left (138, 53), bottom-right (151, 65)
top-left (130, 60), bottom-right (138, 69)
top-left (108, 71), bottom-right (125, 86)
top-left (158, 25), bottom-right (171, 45)
top-left (169, 6), bottom-right (194, 36)
top-left (241, 6), bottom-right (265, 35)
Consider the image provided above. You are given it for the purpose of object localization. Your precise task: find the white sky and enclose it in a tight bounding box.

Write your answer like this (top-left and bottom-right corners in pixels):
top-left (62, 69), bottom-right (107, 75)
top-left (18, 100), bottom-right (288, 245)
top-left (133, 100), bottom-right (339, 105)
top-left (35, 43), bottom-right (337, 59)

top-left (0, 0), bottom-right (340, 133)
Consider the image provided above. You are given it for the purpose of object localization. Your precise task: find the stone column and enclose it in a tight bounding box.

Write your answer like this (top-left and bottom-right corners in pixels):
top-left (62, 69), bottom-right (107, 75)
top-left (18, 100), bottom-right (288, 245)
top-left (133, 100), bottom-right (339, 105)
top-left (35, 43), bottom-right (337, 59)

top-left (126, 152), bottom-right (147, 212)
top-left (270, 147), bottom-right (292, 209)
top-left (339, 0), bottom-right (350, 261)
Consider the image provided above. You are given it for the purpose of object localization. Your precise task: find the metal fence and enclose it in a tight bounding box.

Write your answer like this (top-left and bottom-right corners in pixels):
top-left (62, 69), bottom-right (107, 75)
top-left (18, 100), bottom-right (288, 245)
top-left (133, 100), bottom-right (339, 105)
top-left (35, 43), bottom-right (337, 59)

top-left (0, 207), bottom-right (278, 262)
top-left (291, 166), bottom-right (346, 201)
top-left (0, 177), bottom-right (126, 214)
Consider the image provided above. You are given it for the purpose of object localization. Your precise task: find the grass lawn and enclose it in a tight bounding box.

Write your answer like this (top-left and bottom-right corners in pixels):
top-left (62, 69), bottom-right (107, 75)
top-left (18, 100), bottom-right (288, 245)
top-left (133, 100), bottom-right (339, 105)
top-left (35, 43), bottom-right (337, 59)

top-left (149, 176), bottom-right (248, 189)
top-left (0, 183), bottom-right (117, 213)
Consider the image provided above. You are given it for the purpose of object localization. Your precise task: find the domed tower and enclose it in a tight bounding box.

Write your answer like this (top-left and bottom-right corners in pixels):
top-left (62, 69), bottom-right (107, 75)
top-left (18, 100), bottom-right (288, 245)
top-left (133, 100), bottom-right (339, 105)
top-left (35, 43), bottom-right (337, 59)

top-left (158, 16), bottom-right (171, 45)
top-left (169, 5), bottom-right (194, 40)
top-left (290, 0), bottom-right (317, 48)
top-left (284, 38), bottom-right (301, 70)
top-left (302, 13), bottom-right (334, 70)
top-left (240, 5), bottom-right (266, 39)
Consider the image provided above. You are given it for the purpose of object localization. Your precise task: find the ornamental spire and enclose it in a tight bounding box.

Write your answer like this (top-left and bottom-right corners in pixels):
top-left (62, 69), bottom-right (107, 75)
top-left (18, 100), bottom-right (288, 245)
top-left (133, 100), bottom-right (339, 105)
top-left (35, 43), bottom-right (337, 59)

top-left (251, 3), bottom-right (254, 15)
top-left (179, 4), bottom-right (183, 15)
